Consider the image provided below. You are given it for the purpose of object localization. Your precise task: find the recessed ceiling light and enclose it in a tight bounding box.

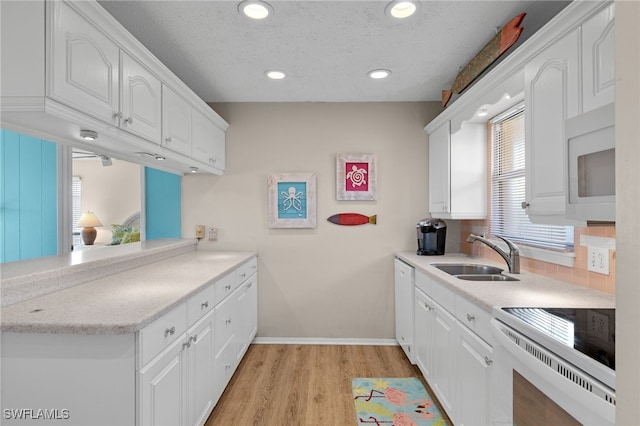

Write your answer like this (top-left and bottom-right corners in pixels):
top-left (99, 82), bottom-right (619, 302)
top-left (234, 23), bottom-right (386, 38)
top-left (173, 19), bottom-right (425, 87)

top-left (265, 70), bottom-right (286, 80)
top-left (477, 108), bottom-right (489, 117)
top-left (190, 166), bottom-right (199, 173)
top-left (368, 69), bottom-right (391, 79)
top-left (238, 0), bottom-right (273, 20)
top-left (385, 1), bottom-right (418, 19)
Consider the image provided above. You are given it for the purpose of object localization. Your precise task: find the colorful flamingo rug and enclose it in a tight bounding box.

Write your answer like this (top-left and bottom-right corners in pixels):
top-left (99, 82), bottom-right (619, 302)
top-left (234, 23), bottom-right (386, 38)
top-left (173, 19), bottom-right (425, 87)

top-left (352, 378), bottom-right (447, 426)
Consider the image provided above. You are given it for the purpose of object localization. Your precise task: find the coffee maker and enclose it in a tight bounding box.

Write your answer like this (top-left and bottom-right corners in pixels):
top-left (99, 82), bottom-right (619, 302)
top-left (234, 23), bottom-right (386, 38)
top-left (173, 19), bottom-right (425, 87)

top-left (416, 218), bottom-right (447, 255)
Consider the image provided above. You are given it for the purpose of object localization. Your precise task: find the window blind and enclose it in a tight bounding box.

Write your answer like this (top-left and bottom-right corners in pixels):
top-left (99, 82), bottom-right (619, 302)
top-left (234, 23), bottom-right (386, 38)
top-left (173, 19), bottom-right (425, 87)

top-left (490, 107), bottom-right (573, 251)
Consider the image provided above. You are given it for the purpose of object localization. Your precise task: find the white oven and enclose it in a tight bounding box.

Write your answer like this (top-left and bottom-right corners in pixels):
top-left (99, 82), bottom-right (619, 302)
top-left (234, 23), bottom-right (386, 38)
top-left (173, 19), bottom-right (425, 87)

top-left (566, 102), bottom-right (615, 222)
top-left (491, 308), bottom-right (616, 426)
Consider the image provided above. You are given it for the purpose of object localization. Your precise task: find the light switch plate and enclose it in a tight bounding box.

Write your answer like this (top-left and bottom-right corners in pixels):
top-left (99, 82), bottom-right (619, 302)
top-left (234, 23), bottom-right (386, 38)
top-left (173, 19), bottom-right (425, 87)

top-left (587, 246), bottom-right (610, 275)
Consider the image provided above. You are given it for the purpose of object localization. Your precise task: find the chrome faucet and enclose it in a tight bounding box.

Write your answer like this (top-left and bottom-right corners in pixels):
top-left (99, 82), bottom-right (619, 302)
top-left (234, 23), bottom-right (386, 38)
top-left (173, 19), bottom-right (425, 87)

top-left (466, 234), bottom-right (520, 274)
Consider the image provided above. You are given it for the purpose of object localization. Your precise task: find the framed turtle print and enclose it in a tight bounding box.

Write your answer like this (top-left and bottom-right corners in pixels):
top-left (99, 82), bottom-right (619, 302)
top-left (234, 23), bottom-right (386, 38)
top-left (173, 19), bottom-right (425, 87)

top-left (268, 172), bottom-right (317, 228)
top-left (336, 153), bottom-right (377, 201)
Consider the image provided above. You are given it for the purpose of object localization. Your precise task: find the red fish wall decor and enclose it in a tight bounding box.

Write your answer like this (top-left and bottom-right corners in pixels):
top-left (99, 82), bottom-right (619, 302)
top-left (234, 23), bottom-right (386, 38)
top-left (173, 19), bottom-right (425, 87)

top-left (327, 213), bottom-right (377, 226)
top-left (442, 13), bottom-right (526, 108)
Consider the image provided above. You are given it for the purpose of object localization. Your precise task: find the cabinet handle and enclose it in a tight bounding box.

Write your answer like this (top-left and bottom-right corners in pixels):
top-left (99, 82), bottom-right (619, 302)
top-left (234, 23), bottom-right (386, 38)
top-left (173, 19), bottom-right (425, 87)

top-left (225, 284), bottom-right (231, 291)
top-left (201, 301), bottom-right (209, 309)
top-left (424, 302), bottom-right (434, 311)
top-left (466, 314), bottom-right (475, 322)
top-left (484, 356), bottom-right (493, 366)
top-left (240, 273), bottom-right (246, 279)
top-left (165, 137), bottom-right (172, 144)
top-left (225, 364), bottom-right (231, 370)
top-left (164, 326), bottom-right (176, 337)
top-left (226, 318), bottom-right (232, 325)
top-left (190, 335), bottom-right (198, 344)
top-left (246, 282), bottom-right (253, 288)
top-left (113, 111), bottom-right (122, 119)
top-left (182, 341), bottom-right (191, 350)
top-left (124, 117), bottom-right (133, 124)
top-left (521, 201), bottom-right (530, 209)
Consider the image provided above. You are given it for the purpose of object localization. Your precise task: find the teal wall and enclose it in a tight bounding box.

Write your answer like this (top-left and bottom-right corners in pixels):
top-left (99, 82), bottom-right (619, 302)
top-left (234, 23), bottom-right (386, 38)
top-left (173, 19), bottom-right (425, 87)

top-left (1, 130), bottom-right (58, 262)
top-left (145, 167), bottom-right (181, 240)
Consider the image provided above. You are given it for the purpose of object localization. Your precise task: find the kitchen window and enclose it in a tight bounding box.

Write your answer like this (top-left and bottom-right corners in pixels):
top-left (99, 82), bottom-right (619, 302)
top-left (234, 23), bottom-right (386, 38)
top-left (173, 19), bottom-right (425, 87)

top-left (490, 105), bottom-right (574, 253)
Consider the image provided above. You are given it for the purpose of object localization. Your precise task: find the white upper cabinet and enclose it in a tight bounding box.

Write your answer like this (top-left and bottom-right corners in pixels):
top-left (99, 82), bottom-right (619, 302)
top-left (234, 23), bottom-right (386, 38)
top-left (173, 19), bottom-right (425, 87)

top-left (50, 0), bottom-right (120, 126)
top-left (192, 108), bottom-right (226, 173)
top-left (582, 4), bottom-right (615, 113)
top-left (1, 0), bottom-right (228, 175)
top-left (120, 52), bottom-right (162, 143)
top-left (524, 29), bottom-right (581, 224)
top-left (162, 85), bottom-right (192, 157)
top-left (524, 2), bottom-right (614, 225)
top-left (428, 121), bottom-right (451, 216)
top-left (428, 120), bottom-right (486, 219)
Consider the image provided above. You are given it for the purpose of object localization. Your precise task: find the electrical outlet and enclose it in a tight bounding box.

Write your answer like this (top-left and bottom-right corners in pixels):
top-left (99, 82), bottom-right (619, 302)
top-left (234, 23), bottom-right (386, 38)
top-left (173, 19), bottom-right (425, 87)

top-left (587, 246), bottom-right (610, 275)
top-left (195, 225), bottom-right (205, 239)
top-left (587, 310), bottom-right (610, 341)
top-left (208, 227), bottom-right (217, 241)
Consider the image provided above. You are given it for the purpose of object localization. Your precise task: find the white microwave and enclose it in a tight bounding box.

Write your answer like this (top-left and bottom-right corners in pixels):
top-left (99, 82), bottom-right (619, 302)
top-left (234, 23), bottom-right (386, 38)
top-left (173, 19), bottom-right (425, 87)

top-left (565, 103), bottom-right (615, 222)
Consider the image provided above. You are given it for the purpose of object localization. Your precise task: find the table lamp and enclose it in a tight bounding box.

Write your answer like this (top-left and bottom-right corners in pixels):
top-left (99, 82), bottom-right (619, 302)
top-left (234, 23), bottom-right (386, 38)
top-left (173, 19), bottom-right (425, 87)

top-left (77, 211), bottom-right (103, 245)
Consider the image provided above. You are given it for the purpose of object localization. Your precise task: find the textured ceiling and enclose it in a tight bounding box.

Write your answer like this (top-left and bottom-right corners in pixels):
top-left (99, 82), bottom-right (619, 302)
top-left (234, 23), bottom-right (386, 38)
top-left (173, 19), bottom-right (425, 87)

top-left (98, 0), bottom-right (570, 103)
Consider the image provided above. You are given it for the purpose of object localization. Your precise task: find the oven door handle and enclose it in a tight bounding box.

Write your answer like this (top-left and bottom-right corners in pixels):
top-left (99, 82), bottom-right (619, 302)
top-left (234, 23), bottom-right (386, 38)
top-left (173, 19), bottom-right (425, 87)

top-left (490, 318), bottom-right (616, 426)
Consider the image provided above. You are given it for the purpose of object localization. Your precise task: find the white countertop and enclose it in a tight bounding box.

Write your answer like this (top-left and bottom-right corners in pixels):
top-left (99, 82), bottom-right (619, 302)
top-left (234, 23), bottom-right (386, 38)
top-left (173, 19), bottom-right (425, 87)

top-left (1, 250), bottom-right (256, 335)
top-left (395, 252), bottom-right (615, 311)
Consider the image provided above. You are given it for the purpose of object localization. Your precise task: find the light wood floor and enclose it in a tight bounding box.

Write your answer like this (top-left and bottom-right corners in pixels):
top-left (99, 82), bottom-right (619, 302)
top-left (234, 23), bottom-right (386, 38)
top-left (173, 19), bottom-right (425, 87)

top-left (205, 344), bottom-right (448, 426)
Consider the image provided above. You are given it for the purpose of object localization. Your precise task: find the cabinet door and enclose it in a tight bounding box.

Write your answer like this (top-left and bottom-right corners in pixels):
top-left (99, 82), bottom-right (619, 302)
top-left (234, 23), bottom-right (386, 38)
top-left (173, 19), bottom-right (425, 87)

top-left (192, 109), bottom-right (226, 171)
top-left (456, 323), bottom-right (493, 426)
top-left (187, 310), bottom-right (215, 426)
top-left (50, 1), bottom-right (119, 125)
top-left (236, 274), bottom-right (258, 362)
top-left (394, 259), bottom-right (414, 363)
top-left (162, 85), bottom-right (192, 156)
top-left (139, 336), bottom-right (186, 426)
top-left (582, 4), bottom-right (615, 113)
top-left (414, 289), bottom-right (433, 380)
top-left (524, 30), bottom-right (580, 224)
top-left (213, 336), bottom-right (236, 405)
top-left (428, 121), bottom-right (451, 215)
top-left (431, 301), bottom-right (457, 422)
top-left (121, 52), bottom-right (162, 143)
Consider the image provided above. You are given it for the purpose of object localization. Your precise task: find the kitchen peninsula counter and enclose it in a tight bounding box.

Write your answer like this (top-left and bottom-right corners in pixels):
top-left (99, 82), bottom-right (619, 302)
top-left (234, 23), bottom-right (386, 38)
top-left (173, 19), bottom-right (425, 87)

top-left (396, 252), bottom-right (615, 311)
top-left (1, 243), bottom-right (256, 335)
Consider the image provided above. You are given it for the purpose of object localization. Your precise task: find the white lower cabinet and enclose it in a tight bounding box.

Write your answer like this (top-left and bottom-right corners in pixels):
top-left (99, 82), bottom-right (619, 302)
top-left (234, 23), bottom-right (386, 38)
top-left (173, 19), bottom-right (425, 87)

top-left (395, 258), bottom-right (415, 363)
top-left (187, 311), bottom-right (215, 426)
top-left (413, 269), bottom-right (494, 426)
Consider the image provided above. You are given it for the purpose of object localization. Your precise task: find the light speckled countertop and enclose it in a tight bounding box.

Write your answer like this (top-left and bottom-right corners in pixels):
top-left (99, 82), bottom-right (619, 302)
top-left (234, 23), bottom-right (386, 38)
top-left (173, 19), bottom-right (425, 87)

top-left (1, 250), bottom-right (256, 335)
top-left (395, 252), bottom-right (615, 311)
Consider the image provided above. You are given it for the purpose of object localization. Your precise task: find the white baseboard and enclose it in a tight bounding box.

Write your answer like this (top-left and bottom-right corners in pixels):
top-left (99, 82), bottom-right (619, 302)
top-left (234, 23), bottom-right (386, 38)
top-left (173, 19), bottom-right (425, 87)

top-left (252, 337), bottom-right (399, 346)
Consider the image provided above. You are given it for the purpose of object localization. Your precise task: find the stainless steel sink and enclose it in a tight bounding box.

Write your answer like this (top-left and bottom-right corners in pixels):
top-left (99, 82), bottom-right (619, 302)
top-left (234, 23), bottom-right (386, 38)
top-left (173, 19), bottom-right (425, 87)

top-left (432, 263), bottom-right (504, 275)
top-left (455, 274), bottom-right (519, 282)
top-left (431, 263), bottom-right (519, 282)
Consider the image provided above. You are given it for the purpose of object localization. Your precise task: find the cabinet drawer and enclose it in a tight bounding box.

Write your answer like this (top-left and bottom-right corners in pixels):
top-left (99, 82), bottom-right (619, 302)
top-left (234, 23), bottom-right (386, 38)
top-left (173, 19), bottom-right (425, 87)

top-left (139, 303), bottom-right (188, 367)
top-left (455, 296), bottom-right (492, 345)
top-left (415, 269), bottom-right (432, 295)
top-left (214, 292), bottom-right (236, 353)
top-left (430, 278), bottom-right (455, 313)
top-left (187, 284), bottom-right (215, 325)
top-left (236, 257), bottom-right (257, 283)
top-left (214, 272), bottom-right (238, 306)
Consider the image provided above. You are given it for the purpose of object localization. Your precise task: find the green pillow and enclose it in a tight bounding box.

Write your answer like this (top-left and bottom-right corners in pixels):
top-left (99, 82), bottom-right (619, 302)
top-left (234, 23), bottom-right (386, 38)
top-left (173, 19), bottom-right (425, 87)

top-left (111, 225), bottom-right (140, 245)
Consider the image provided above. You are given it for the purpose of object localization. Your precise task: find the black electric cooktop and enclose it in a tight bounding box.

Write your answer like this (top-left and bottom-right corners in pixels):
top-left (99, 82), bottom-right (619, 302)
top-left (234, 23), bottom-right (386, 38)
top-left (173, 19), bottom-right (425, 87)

top-left (502, 307), bottom-right (615, 371)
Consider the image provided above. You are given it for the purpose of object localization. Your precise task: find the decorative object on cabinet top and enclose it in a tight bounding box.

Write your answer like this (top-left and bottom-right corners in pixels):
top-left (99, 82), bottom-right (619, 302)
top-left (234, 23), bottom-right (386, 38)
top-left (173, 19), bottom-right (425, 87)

top-left (442, 13), bottom-right (526, 107)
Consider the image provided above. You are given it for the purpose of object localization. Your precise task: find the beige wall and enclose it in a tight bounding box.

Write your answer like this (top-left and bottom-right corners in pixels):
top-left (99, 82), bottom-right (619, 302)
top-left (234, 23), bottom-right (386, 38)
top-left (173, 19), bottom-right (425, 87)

top-left (73, 158), bottom-right (142, 244)
top-left (182, 102), bottom-right (445, 339)
top-left (614, 0), bottom-right (639, 423)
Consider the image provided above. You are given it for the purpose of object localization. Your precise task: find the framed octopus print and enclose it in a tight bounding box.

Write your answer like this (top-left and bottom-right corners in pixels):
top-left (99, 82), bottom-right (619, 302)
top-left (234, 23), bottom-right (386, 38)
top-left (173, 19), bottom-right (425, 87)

top-left (336, 153), bottom-right (377, 201)
top-left (268, 172), bottom-right (317, 228)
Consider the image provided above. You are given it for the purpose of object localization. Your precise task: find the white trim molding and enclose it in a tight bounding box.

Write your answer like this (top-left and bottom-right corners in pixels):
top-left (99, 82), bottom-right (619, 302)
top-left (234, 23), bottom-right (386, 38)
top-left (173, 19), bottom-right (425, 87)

top-left (252, 337), bottom-right (398, 346)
